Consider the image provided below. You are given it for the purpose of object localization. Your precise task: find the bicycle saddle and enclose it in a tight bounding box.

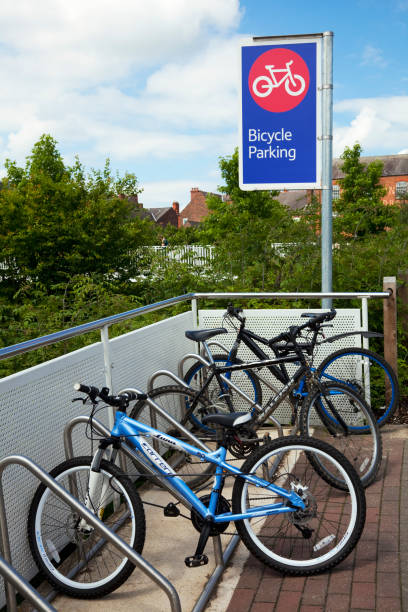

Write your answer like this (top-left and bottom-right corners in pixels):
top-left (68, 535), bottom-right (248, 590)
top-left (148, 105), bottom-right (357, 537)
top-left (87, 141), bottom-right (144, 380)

top-left (185, 328), bottom-right (227, 342)
top-left (201, 411), bottom-right (253, 428)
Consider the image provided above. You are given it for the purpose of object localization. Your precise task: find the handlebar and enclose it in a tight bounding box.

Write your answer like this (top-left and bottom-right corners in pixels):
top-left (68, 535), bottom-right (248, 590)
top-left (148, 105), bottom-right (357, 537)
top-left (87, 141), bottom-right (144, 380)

top-left (224, 304), bottom-right (337, 356)
top-left (268, 310), bottom-right (336, 352)
top-left (73, 383), bottom-right (147, 407)
top-left (226, 303), bottom-right (245, 322)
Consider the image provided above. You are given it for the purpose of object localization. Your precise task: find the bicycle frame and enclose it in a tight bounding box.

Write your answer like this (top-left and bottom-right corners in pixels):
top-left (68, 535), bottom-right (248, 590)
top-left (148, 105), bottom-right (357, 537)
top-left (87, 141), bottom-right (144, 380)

top-left (101, 411), bottom-right (306, 523)
top-left (185, 347), bottom-right (305, 430)
top-left (189, 339), bottom-right (350, 434)
top-left (265, 61), bottom-right (296, 87)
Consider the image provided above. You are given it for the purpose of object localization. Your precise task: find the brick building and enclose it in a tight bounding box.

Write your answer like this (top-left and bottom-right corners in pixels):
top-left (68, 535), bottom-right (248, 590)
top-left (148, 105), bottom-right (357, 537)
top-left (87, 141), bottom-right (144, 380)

top-left (178, 188), bottom-right (221, 228)
top-left (147, 201), bottom-right (180, 227)
top-left (278, 153), bottom-right (408, 211)
top-left (332, 154), bottom-right (408, 204)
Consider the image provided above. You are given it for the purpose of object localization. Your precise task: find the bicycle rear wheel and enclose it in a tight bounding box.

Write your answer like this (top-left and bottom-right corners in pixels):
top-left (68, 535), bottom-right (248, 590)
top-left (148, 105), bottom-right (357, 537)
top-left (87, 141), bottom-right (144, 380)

top-left (184, 354), bottom-right (262, 431)
top-left (317, 347), bottom-right (399, 428)
top-left (232, 436), bottom-right (365, 575)
top-left (27, 456), bottom-right (145, 599)
top-left (130, 385), bottom-right (217, 488)
top-left (299, 382), bottom-right (382, 489)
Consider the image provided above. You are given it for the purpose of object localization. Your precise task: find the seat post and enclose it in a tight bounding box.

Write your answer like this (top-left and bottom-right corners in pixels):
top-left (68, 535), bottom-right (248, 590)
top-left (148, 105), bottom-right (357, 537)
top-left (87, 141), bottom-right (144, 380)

top-left (202, 341), bottom-right (215, 365)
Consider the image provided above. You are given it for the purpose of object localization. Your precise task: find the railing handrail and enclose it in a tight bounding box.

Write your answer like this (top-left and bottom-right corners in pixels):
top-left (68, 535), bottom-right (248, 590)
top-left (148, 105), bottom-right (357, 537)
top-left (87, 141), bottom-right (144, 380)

top-left (193, 291), bottom-right (392, 299)
top-left (0, 290), bottom-right (391, 362)
top-left (0, 293), bottom-right (194, 361)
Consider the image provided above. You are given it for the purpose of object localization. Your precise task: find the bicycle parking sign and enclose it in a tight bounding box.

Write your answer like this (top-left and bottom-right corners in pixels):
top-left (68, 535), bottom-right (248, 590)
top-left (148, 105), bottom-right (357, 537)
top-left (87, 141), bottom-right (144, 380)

top-left (239, 35), bottom-right (322, 190)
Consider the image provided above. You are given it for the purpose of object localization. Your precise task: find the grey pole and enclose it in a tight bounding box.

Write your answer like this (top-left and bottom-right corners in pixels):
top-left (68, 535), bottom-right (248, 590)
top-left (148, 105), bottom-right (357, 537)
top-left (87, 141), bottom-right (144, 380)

top-left (321, 31), bottom-right (334, 309)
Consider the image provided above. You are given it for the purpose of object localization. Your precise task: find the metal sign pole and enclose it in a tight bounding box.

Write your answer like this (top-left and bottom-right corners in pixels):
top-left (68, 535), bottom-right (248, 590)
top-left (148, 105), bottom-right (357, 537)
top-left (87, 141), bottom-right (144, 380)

top-left (321, 31), bottom-right (334, 309)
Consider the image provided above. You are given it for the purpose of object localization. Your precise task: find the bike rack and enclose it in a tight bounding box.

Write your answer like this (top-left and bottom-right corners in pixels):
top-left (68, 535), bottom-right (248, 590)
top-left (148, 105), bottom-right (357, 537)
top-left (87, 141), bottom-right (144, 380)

top-left (0, 554), bottom-right (56, 612)
top-left (0, 455), bottom-right (181, 612)
top-left (64, 415), bottom-right (240, 612)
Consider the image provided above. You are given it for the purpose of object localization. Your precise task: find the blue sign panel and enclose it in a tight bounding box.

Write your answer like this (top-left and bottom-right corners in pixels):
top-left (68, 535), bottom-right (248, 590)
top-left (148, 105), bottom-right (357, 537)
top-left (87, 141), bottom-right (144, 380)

top-left (239, 36), bottom-right (322, 190)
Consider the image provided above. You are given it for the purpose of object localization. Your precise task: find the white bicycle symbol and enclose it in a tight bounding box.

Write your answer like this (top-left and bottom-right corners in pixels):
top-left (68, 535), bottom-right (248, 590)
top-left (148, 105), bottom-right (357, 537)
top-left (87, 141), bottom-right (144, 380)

top-left (252, 60), bottom-right (306, 98)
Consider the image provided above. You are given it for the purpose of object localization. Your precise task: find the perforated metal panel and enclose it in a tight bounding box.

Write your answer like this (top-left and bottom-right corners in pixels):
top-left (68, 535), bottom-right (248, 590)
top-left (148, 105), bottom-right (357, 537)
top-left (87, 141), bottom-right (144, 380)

top-left (197, 309), bottom-right (361, 422)
top-left (0, 310), bottom-right (193, 606)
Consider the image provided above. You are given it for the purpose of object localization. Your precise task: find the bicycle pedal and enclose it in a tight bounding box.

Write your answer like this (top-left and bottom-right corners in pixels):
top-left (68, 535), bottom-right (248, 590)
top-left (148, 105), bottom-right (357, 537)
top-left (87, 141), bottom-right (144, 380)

top-left (184, 554), bottom-right (208, 568)
top-left (164, 503), bottom-right (180, 517)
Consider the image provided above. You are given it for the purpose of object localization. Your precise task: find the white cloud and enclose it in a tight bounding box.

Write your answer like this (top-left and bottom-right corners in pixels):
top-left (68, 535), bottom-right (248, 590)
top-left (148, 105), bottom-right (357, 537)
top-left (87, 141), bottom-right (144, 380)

top-left (0, 0), bottom-right (241, 175)
top-left (360, 45), bottom-right (387, 68)
top-left (143, 36), bottom-right (240, 128)
top-left (334, 96), bottom-right (408, 156)
top-left (141, 179), bottom-right (221, 209)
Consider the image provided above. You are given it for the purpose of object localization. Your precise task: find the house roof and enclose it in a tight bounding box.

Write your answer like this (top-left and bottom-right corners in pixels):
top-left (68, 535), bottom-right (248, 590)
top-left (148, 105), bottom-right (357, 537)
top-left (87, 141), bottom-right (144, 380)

top-left (277, 190), bottom-right (309, 210)
top-left (333, 154), bottom-right (408, 179)
top-left (148, 207), bottom-right (172, 221)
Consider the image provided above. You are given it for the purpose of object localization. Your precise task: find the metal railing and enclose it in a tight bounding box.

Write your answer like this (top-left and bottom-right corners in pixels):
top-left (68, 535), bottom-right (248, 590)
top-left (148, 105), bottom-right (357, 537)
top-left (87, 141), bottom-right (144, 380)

top-left (0, 291), bottom-right (391, 365)
top-left (0, 455), bottom-right (181, 612)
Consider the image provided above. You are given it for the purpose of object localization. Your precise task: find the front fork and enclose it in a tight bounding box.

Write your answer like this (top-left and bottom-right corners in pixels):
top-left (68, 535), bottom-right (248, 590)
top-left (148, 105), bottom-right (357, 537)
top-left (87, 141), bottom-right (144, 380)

top-left (77, 439), bottom-right (119, 533)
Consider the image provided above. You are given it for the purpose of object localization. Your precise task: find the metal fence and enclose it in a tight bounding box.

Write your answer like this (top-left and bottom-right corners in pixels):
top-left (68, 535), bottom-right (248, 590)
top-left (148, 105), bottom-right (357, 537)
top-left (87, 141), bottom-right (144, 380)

top-left (0, 290), bottom-right (391, 607)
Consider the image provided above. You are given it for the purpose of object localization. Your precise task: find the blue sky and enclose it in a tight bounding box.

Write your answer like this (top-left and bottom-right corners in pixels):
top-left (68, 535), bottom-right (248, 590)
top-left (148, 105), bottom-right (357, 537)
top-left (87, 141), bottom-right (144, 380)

top-left (0, 0), bottom-right (407, 209)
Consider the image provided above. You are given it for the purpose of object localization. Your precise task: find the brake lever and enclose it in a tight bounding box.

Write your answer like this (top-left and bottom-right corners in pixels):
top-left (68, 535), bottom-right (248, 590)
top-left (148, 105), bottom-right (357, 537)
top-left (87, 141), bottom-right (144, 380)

top-left (72, 396), bottom-right (96, 405)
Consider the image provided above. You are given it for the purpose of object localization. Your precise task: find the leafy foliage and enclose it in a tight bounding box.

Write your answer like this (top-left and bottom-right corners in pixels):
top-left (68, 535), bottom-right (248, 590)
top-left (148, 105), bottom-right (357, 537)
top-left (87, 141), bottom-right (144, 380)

top-left (0, 135), bottom-right (158, 290)
top-left (200, 149), bottom-right (296, 290)
top-left (333, 144), bottom-right (397, 238)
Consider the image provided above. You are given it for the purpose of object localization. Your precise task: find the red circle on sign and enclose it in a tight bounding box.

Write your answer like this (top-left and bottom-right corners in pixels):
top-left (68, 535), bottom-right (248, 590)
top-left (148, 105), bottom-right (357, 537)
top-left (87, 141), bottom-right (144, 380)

top-left (248, 48), bottom-right (310, 112)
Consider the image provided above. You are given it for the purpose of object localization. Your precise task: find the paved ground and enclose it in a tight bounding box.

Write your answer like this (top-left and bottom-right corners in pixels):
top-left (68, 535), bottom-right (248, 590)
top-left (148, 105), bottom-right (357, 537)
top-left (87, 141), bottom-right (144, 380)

top-left (223, 425), bottom-right (408, 612)
top-left (20, 425), bottom-right (408, 612)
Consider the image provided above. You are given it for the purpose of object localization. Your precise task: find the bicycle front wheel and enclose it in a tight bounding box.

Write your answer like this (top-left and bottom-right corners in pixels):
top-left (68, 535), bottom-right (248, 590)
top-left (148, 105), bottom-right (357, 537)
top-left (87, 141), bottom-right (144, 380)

top-left (317, 347), bottom-right (399, 428)
top-left (27, 456), bottom-right (146, 599)
top-left (130, 385), bottom-right (217, 488)
top-left (299, 382), bottom-right (382, 489)
top-left (232, 436), bottom-right (365, 575)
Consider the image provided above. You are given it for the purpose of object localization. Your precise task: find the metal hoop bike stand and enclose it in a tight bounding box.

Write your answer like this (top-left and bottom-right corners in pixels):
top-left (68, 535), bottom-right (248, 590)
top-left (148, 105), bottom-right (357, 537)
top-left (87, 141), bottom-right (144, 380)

top-left (0, 553), bottom-right (55, 612)
top-left (0, 455), bottom-right (181, 612)
top-left (64, 414), bottom-right (240, 612)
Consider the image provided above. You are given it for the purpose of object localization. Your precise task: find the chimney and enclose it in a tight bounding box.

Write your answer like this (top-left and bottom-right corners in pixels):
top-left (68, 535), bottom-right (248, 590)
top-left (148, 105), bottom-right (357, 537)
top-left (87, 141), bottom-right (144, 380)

top-left (172, 201), bottom-right (179, 214)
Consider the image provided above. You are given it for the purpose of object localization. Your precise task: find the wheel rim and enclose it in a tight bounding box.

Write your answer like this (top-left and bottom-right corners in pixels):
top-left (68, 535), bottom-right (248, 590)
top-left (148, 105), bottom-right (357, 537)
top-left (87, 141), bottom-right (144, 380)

top-left (34, 465), bottom-right (135, 590)
top-left (320, 351), bottom-right (395, 428)
top-left (186, 359), bottom-right (260, 432)
top-left (306, 387), bottom-right (378, 485)
top-left (240, 444), bottom-right (358, 567)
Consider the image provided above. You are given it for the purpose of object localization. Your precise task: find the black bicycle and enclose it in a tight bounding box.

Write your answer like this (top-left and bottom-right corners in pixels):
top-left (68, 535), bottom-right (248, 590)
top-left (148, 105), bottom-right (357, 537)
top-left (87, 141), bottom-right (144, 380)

top-left (184, 305), bottom-right (398, 430)
top-left (132, 312), bottom-right (382, 489)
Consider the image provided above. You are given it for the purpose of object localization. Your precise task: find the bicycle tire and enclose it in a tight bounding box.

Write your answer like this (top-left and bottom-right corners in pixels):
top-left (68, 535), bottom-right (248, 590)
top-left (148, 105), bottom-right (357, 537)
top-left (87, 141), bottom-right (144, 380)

top-left (130, 385), bottom-right (217, 488)
top-left (317, 347), bottom-right (399, 429)
top-left (232, 435), bottom-right (365, 575)
top-left (27, 456), bottom-right (146, 599)
top-left (299, 382), bottom-right (382, 489)
top-left (184, 354), bottom-right (262, 431)
top-left (284, 74), bottom-right (305, 95)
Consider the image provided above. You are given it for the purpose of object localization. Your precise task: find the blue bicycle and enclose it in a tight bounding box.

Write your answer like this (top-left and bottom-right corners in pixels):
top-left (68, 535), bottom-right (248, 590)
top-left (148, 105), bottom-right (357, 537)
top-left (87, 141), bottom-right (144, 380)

top-left (28, 384), bottom-right (365, 598)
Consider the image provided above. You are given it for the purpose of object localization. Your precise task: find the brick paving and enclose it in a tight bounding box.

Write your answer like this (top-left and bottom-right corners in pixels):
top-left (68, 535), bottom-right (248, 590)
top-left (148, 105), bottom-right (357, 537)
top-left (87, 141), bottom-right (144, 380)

top-left (224, 431), bottom-right (407, 612)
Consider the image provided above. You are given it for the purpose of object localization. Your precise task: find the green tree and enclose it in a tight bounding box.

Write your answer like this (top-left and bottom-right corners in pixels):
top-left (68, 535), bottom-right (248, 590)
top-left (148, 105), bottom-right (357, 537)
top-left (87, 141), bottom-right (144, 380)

top-left (333, 144), bottom-right (397, 238)
top-left (200, 149), bottom-right (293, 289)
top-left (0, 135), bottom-right (157, 291)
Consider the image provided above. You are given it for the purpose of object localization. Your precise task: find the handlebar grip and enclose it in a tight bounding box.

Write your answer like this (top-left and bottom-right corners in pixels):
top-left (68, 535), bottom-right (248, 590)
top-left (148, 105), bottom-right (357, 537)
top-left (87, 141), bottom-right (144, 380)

top-left (121, 391), bottom-right (147, 402)
top-left (74, 383), bottom-right (99, 395)
top-left (227, 303), bottom-right (244, 319)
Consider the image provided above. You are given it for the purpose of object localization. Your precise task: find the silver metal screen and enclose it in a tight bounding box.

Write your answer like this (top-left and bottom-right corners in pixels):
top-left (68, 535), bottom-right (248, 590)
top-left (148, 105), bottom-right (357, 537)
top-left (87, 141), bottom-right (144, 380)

top-left (0, 311), bottom-right (193, 606)
top-left (198, 309), bottom-right (361, 422)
